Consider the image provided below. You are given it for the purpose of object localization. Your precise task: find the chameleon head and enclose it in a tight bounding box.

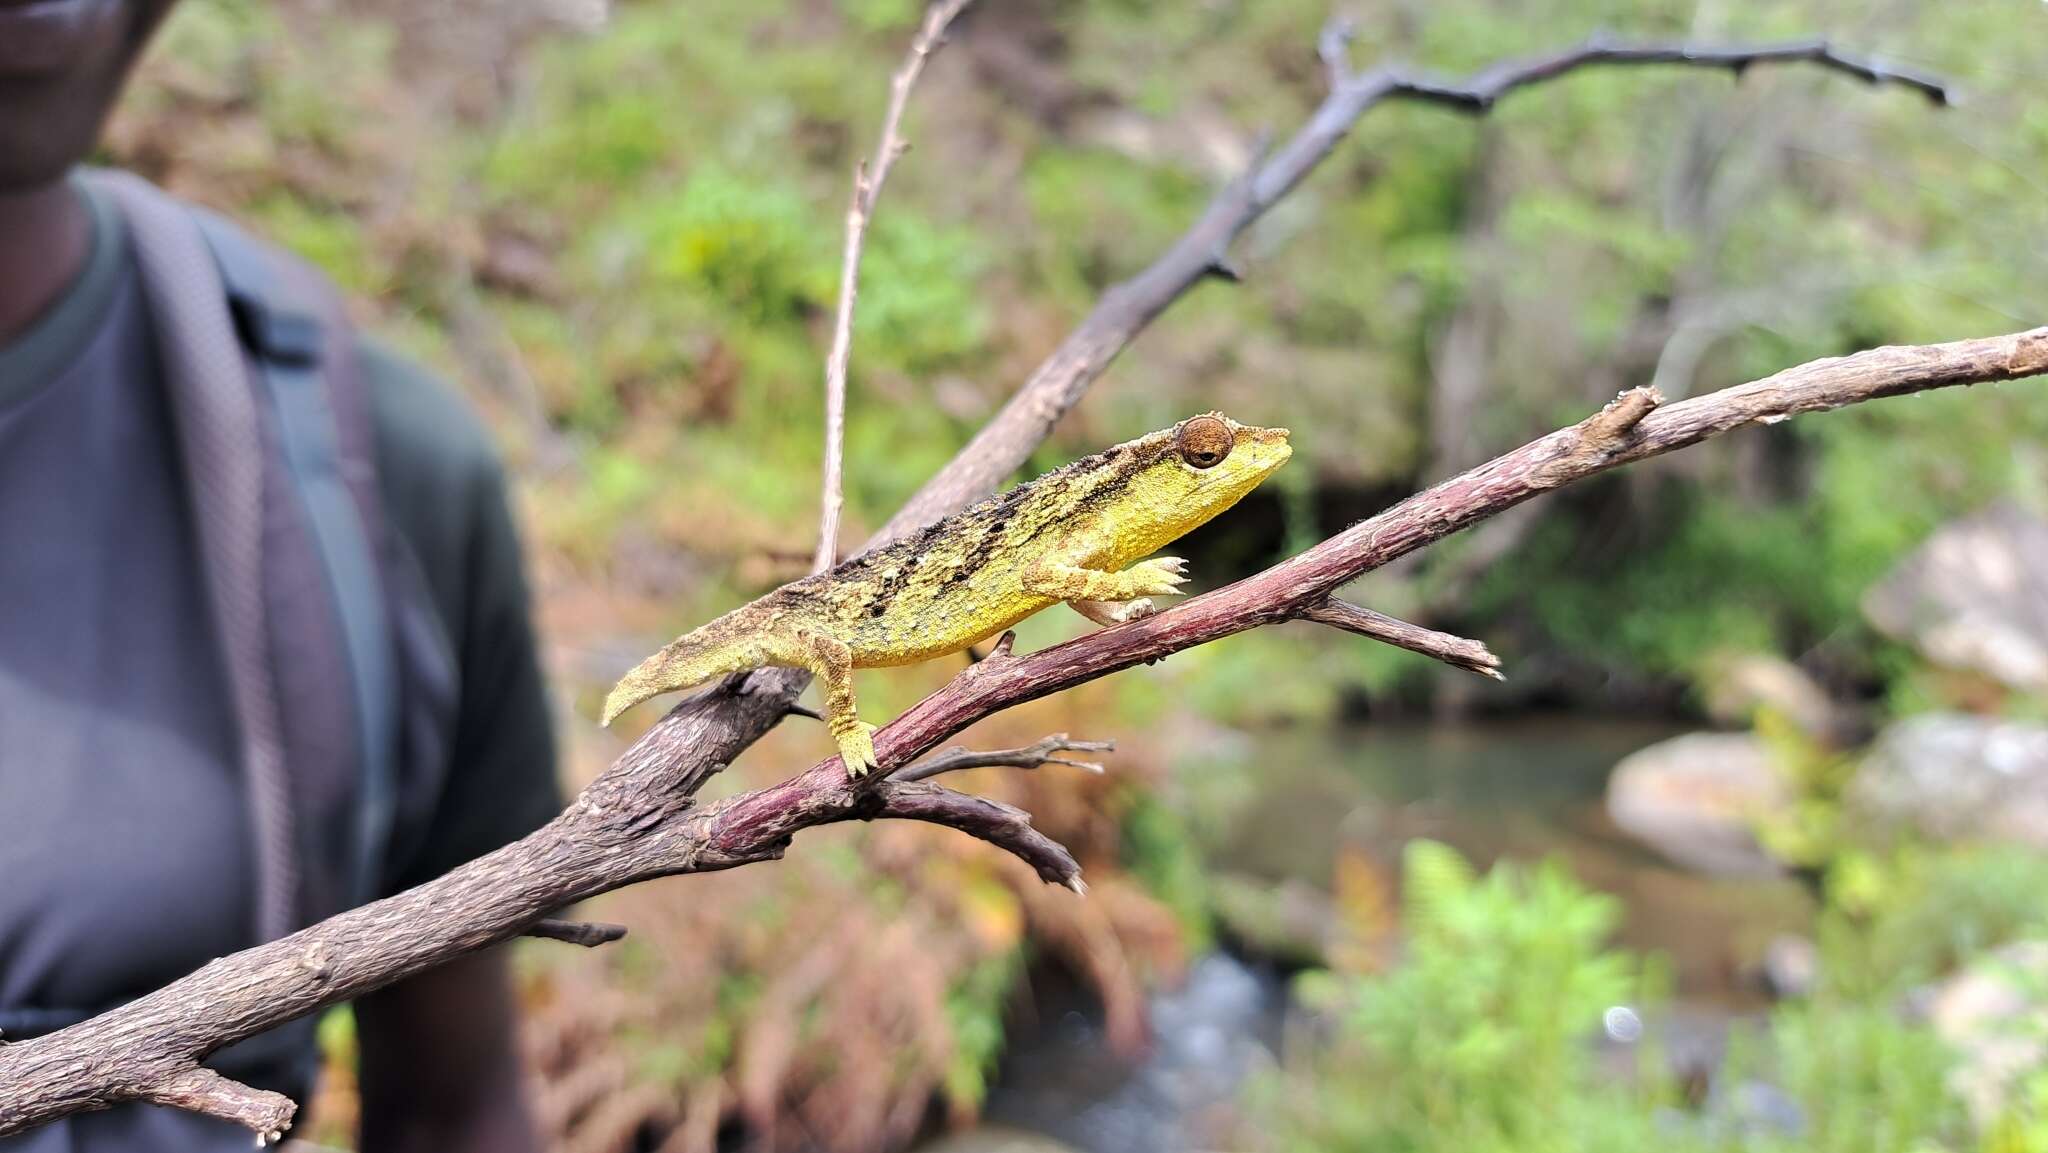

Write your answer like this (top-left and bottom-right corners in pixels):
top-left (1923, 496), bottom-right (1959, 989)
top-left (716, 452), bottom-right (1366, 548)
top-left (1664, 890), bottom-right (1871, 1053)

top-left (1118, 412), bottom-right (1292, 541)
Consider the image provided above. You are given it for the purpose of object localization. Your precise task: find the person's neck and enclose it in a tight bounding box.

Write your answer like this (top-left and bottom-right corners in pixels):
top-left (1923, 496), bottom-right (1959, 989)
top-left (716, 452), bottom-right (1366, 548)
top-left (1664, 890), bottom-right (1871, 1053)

top-left (0, 176), bottom-right (91, 347)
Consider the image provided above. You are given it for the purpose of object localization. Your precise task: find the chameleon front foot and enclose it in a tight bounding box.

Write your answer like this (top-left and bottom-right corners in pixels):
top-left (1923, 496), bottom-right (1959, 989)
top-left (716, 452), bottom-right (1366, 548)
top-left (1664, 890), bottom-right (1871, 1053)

top-left (1124, 556), bottom-right (1190, 597)
top-left (832, 719), bottom-right (881, 778)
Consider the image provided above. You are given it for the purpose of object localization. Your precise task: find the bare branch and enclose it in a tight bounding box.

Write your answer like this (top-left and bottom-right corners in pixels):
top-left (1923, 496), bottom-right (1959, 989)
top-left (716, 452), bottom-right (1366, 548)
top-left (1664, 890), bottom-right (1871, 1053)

top-left (1298, 598), bottom-right (1504, 681)
top-left (816, 0), bottom-right (973, 573)
top-left (895, 733), bottom-right (1116, 783)
top-left (1384, 37), bottom-right (1951, 114)
top-left (525, 918), bottom-right (629, 947)
top-left (4, 329), bottom-right (2041, 1142)
top-left (1318, 16), bottom-right (1356, 89)
top-left (880, 33), bottom-right (1950, 542)
top-left (137, 1067), bottom-right (294, 1145)
top-left (868, 781), bottom-right (1085, 893)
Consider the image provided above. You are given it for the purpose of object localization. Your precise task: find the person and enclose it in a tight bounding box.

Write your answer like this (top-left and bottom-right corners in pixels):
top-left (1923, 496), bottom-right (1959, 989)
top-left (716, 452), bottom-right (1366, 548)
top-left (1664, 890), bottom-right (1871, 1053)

top-left (0, 2), bottom-right (561, 1149)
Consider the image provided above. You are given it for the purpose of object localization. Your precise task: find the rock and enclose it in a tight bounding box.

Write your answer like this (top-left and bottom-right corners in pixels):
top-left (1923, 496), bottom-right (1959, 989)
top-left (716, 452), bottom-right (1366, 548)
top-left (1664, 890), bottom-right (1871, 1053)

top-left (916, 1126), bottom-right (1088, 1153)
top-left (1700, 652), bottom-right (1862, 745)
top-left (1925, 940), bottom-right (2048, 1130)
top-left (1864, 502), bottom-right (2048, 693)
top-left (1847, 714), bottom-right (2048, 849)
top-left (1758, 934), bottom-right (1821, 1000)
top-left (1209, 873), bottom-right (1334, 969)
top-left (1606, 733), bottom-right (1790, 877)
top-left (1702, 1079), bottom-right (1808, 1142)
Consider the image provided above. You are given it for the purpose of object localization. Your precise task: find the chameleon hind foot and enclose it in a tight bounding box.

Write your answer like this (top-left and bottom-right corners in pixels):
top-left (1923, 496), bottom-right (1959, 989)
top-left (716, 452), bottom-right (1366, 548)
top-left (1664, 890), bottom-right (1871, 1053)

top-left (832, 719), bottom-right (881, 778)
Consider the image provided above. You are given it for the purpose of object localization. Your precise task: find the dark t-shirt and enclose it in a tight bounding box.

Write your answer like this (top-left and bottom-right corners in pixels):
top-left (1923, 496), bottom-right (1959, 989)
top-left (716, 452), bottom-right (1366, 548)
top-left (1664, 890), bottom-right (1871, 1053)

top-left (0, 178), bottom-right (561, 1149)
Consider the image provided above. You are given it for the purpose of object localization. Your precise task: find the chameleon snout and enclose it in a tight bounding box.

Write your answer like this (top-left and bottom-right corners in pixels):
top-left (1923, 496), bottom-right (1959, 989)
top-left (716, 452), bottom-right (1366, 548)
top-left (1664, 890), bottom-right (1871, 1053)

top-left (1244, 426), bottom-right (1293, 469)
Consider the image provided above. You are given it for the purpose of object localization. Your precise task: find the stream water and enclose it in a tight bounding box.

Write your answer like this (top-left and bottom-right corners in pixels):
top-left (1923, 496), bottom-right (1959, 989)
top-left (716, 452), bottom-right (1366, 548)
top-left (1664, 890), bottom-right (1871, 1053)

top-left (965, 717), bottom-right (1816, 1153)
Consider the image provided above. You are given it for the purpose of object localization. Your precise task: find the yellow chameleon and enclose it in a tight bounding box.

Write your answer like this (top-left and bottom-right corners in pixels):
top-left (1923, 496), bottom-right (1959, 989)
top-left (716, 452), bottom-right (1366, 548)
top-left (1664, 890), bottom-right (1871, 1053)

top-left (602, 413), bottom-right (1293, 775)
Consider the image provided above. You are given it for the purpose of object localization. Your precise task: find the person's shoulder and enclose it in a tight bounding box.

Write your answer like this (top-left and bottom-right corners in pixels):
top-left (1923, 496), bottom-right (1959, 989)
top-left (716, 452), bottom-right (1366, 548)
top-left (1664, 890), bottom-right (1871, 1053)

top-left (356, 342), bottom-right (523, 629)
top-left (357, 341), bottom-right (506, 501)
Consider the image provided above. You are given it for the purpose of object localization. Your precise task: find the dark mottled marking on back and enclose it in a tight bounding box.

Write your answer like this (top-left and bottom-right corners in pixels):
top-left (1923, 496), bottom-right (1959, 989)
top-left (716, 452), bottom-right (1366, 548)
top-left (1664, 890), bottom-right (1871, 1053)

top-left (942, 503), bottom-right (1017, 589)
top-left (813, 428), bottom-right (1180, 617)
top-left (866, 558), bottom-right (916, 616)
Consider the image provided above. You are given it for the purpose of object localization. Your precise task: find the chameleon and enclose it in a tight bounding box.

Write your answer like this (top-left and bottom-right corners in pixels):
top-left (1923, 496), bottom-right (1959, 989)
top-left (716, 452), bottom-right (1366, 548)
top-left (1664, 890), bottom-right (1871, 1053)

top-left (601, 412), bottom-right (1293, 776)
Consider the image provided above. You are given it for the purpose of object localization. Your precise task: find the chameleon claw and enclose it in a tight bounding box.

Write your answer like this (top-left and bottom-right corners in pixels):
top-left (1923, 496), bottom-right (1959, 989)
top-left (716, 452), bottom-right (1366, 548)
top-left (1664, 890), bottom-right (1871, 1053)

top-left (1129, 556), bottom-right (1191, 597)
top-left (835, 721), bottom-right (881, 778)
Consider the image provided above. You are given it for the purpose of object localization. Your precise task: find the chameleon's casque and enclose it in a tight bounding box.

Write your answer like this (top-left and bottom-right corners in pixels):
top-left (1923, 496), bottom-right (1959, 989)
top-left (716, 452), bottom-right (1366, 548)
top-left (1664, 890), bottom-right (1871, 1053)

top-left (602, 413), bottom-right (1292, 775)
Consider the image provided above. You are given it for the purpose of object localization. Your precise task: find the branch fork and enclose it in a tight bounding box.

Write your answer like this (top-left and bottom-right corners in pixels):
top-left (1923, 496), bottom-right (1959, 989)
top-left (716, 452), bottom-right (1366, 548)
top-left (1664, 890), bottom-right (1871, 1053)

top-left (897, 733), bottom-right (1116, 783)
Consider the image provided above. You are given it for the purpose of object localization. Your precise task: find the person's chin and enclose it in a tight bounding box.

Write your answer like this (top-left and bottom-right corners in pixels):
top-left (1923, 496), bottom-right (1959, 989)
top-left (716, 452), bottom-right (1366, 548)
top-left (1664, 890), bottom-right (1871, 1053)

top-left (0, 0), bottom-right (127, 79)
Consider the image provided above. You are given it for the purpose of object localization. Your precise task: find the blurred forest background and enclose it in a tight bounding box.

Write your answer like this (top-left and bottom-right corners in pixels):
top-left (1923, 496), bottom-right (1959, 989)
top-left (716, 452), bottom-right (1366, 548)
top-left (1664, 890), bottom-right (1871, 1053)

top-left (106, 0), bottom-right (2048, 1150)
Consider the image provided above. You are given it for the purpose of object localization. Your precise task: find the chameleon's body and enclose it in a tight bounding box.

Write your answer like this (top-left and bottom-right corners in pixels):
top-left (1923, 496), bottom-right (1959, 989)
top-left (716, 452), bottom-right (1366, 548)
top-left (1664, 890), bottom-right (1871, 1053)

top-left (602, 413), bottom-right (1292, 774)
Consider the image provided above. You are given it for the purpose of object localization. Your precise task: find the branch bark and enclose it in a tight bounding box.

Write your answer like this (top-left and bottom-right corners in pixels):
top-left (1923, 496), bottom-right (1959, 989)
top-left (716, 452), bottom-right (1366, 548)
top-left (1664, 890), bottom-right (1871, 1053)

top-left (868, 781), bottom-right (1085, 893)
top-left (0, 24), bottom-right (1981, 1143)
top-left (896, 733), bottom-right (1115, 782)
top-left (1299, 598), bottom-right (1504, 680)
top-left (816, 0), bottom-right (972, 572)
top-left (524, 918), bottom-right (629, 947)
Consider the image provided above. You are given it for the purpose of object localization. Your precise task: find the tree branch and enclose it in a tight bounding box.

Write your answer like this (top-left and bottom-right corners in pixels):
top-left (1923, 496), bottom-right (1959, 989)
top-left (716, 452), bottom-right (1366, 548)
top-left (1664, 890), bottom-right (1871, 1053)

top-left (816, 0), bottom-right (972, 572)
top-left (867, 781), bottom-right (1085, 893)
top-left (1298, 598), bottom-right (1504, 681)
top-left (895, 733), bottom-right (1115, 782)
top-left (0, 24), bottom-right (1989, 1143)
top-left (138, 1067), bottom-right (295, 1146)
top-left (879, 29), bottom-right (1951, 541)
top-left (524, 918), bottom-right (629, 947)
top-left (1371, 36), bottom-right (1950, 113)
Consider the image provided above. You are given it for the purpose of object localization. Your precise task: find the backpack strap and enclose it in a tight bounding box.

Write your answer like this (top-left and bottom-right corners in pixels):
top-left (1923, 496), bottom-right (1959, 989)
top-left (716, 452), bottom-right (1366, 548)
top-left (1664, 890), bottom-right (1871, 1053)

top-left (192, 213), bottom-right (400, 910)
top-left (89, 168), bottom-right (404, 928)
top-left (89, 170), bottom-right (302, 941)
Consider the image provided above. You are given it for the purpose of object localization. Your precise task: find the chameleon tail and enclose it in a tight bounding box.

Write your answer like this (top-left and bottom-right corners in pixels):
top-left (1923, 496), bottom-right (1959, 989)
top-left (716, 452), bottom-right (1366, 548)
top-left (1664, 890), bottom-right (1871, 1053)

top-left (600, 618), bottom-right (754, 726)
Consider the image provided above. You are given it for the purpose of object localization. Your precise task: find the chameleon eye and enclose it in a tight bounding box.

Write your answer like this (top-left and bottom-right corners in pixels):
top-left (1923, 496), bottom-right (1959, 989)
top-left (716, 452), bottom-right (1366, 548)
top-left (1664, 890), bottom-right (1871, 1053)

top-left (1176, 416), bottom-right (1233, 470)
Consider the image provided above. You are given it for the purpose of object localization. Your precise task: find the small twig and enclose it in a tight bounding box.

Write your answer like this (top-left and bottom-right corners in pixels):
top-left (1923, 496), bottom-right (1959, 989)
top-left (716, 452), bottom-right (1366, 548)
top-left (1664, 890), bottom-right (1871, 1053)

top-left (525, 919), bottom-right (629, 948)
top-left (869, 781), bottom-right (1086, 893)
top-left (1533, 385), bottom-right (1666, 483)
top-left (896, 733), bottom-right (1116, 783)
top-left (1318, 16), bottom-right (1356, 89)
top-left (815, 0), bottom-right (974, 573)
top-left (136, 1067), bottom-right (295, 1145)
top-left (1298, 599), bottom-right (1504, 680)
top-left (1382, 37), bottom-right (1952, 114)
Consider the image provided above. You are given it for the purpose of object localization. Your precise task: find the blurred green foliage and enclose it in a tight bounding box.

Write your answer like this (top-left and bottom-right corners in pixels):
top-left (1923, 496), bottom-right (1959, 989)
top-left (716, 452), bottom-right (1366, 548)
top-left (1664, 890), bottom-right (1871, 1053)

top-left (1817, 844), bottom-right (2048, 1001)
top-left (1255, 840), bottom-right (2044, 1153)
top-left (1119, 789), bottom-right (1215, 949)
top-left (1254, 840), bottom-right (1678, 1153)
top-left (942, 951), bottom-right (1023, 1109)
